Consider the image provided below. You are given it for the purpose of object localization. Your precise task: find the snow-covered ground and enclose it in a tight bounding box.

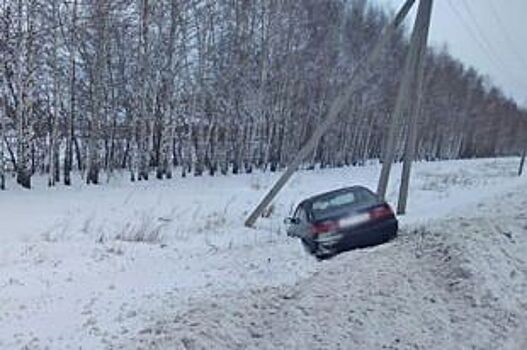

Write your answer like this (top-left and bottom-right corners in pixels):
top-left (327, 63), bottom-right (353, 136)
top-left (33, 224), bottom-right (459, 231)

top-left (133, 187), bottom-right (527, 350)
top-left (0, 157), bottom-right (526, 349)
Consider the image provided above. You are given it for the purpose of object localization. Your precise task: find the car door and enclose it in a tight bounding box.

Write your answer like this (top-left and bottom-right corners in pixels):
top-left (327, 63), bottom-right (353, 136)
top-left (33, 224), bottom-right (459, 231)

top-left (289, 206), bottom-right (310, 238)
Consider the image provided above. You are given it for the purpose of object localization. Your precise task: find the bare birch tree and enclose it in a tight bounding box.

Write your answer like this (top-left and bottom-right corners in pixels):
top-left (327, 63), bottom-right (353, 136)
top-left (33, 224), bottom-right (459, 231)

top-left (86, 0), bottom-right (107, 185)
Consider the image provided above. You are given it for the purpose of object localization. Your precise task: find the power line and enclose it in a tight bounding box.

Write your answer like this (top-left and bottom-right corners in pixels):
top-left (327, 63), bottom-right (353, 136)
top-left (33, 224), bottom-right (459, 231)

top-left (461, 0), bottom-right (526, 76)
top-left (459, 0), bottom-right (527, 90)
top-left (462, 0), bottom-right (527, 92)
top-left (445, 0), bottom-right (500, 67)
top-left (459, 0), bottom-right (503, 64)
top-left (445, 0), bottom-right (527, 91)
top-left (485, 0), bottom-right (527, 68)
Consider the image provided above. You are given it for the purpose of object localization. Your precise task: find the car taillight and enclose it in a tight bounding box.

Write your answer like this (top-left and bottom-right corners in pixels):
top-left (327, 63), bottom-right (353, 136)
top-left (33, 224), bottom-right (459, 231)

top-left (369, 204), bottom-right (394, 220)
top-left (310, 221), bottom-right (339, 235)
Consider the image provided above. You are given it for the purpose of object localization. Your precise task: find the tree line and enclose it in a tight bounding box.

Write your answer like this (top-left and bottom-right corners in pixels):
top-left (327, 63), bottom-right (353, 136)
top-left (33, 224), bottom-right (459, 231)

top-left (0, 0), bottom-right (526, 190)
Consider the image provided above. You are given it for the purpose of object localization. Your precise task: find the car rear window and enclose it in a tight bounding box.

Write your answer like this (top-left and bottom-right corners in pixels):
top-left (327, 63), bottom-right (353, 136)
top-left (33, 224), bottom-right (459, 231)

top-left (310, 188), bottom-right (378, 221)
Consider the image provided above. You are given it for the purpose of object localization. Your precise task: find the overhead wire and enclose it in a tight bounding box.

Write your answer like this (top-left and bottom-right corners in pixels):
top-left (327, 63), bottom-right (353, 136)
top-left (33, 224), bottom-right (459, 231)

top-left (459, 0), bottom-right (503, 64)
top-left (459, 0), bottom-right (527, 90)
top-left (445, 0), bottom-right (501, 67)
top-left (484, 0), bottom-right (527, 68)
top-left (445, 0), bottom-right (527, 91)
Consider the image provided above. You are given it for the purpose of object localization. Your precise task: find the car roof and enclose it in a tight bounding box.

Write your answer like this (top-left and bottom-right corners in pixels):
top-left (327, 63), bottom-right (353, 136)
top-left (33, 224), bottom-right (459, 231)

top-left (298, 185), bottom-right (375, 208)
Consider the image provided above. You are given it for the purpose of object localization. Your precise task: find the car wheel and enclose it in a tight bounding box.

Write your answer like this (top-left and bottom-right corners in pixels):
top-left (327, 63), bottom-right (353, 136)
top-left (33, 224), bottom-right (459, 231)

top-left (314, 243), bottom-right (335, 261)
top-left (301, 238), bottom-right (317, 254)
top-left (388, 227), bottom-right (398, 240)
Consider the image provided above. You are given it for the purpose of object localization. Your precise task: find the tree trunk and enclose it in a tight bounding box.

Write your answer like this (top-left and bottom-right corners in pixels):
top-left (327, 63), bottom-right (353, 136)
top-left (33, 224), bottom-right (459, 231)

top-left (519, 147), bottom-right (526, 176)
top-left (87, 0), bottom-right (106, 185)
top-left (136, 0), bottom-right (150, 181)
top-left (49, 0), bottom-right (60, 187)
top-left (16, 0), bottom-right (32, 189)
top-left (0, 15), bottom-right (6, 190)
top-left (157, 0), bottom-right (178, 180)
top-left (64, 0), bottom-right (77, 186)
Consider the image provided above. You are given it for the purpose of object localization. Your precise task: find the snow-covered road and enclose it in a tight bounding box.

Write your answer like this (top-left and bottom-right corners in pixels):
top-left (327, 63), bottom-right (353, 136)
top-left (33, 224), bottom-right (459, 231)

top-left (0, 157), bottom-right (526, 349)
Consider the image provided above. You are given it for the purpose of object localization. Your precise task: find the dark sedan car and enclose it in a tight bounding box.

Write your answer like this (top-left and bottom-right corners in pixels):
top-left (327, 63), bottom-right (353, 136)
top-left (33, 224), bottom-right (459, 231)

top-left (285, 186), bottom-right (398, 259)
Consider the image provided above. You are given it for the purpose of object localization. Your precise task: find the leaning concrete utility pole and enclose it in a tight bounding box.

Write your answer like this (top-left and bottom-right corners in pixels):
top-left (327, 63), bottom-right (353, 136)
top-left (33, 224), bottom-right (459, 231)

top-left (245, 0), bottom-right (417, 227)
top-left (377, 0), bottom-right (433, 202)
top-left (396, 0), bottom-right (434, 214)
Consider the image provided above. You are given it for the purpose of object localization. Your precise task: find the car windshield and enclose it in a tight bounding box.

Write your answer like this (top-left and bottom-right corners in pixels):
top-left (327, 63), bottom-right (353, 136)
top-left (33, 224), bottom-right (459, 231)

top-left (310, 188), bottom-right (378, 221)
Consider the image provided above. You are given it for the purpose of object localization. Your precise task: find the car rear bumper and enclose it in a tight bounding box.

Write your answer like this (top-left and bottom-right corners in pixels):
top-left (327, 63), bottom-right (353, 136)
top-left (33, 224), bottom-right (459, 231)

top-left (314, 218), bottom-right (398, 256)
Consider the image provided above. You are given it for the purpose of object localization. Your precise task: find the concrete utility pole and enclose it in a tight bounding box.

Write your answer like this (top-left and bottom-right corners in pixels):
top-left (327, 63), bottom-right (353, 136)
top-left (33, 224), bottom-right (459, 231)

top-left (245, 0), bottom-right (417, 227)
top-left (396, 0), bottom-right (434, 215)
top-left (376, 0), bottom-right (433, 205)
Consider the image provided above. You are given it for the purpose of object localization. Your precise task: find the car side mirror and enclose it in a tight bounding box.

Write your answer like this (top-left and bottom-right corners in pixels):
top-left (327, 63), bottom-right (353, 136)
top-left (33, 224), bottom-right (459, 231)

top-left (284, 217), bottom-right (299, 225)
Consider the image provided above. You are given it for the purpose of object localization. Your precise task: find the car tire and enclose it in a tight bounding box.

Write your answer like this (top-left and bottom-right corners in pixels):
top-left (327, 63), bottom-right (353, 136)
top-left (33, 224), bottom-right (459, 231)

top-left (301, 238), bottom-right (317, 254)
top-left (314, 243), bottom-right (335, 261)
top-left (389, 227), bottom-right (398, 240)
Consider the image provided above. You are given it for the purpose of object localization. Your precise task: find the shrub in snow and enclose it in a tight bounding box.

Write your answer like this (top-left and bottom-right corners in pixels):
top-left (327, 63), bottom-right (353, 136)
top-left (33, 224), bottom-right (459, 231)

top-left (114, 214), bottom-right (166, 243)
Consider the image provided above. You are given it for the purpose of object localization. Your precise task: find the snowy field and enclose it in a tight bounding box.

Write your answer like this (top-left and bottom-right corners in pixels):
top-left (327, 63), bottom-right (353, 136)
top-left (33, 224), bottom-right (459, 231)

top-left (1, 157), bottom-right (526, 349)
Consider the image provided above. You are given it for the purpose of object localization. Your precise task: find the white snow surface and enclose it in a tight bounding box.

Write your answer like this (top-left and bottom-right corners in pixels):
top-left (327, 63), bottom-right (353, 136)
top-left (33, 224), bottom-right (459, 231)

top-left (0, 157), bottom-right (526, 349)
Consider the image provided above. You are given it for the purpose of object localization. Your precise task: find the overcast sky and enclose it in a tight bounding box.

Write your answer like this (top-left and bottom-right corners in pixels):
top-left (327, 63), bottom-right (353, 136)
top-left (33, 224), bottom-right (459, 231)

top-left (374, 0), bottom-right (527, 107)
